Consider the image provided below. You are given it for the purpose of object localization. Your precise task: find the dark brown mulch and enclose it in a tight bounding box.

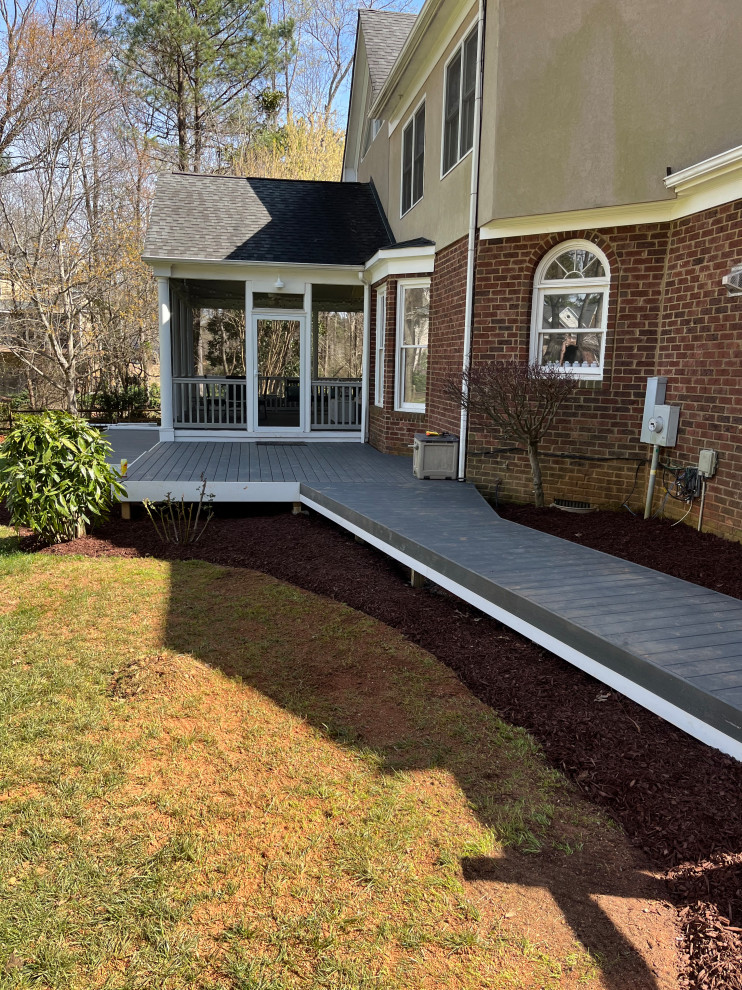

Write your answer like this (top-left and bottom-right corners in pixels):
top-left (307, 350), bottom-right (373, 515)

top-left (7, 501), bottom-right (742, 989)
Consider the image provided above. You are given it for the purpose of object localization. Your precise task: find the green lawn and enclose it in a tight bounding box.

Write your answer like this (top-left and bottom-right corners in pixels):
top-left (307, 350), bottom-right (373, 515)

top-left (0, 536), bottom-right (629, 988)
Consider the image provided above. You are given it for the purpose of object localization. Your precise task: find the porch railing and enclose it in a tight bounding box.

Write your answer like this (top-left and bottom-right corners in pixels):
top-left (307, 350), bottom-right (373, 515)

top-left (311, 379), bottom-right (362, 430)
top-left (171, 376), bottom-right (362, 430)
top-left (173, 377), bottom-right (247, 428)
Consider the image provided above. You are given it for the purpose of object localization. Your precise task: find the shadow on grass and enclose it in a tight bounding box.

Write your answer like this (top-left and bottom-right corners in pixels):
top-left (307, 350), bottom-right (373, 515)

top-left (162, 559), bottom-right (672, 990)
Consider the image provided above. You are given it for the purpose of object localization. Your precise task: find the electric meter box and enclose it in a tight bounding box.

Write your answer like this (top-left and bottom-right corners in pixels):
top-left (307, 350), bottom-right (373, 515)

top-left (641, 376), bottom-right (680, 447)
top-left (643, 404), bottom-right (679, 447)
top-left (412, 433), bottom-right (459, 480)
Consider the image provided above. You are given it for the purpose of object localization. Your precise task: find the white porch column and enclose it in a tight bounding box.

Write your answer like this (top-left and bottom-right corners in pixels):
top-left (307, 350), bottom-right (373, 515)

top-left (360, 275), bottom-right (370, 443)
top-left (157, 276), bottom-right (175, 442)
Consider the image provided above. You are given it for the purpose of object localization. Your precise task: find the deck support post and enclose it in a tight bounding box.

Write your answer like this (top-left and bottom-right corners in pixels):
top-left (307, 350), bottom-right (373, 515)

top-left (292, 501), bottom-right (302, 515)
top-left (410, 568), bottom-right (426, 589)
top-left (120, 502), bottom-right (132, 521)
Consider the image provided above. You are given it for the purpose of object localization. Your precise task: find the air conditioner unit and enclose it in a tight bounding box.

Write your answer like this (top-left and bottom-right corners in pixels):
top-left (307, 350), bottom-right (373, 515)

top-left (721, 265), bottom-right (742, 295)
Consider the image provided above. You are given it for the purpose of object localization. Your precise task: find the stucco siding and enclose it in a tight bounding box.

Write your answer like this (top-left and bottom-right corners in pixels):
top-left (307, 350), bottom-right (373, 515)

top-left (485, 0), bottom-right (742, 222)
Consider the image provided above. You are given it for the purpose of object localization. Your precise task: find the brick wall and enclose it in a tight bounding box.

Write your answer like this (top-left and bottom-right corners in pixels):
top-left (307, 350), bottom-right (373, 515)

top-left (368, 274), bottom-right (427, 455)
top-left (467, 226), bottom-right (670, 513)
top-left (364, 204), bottom-right (742, 539)
top-left (367, 240), bottom-right (470, 455)
top-left (426, 236), bottom-right (469, 435)
top-left (657, 201), bottom-right (742, 537)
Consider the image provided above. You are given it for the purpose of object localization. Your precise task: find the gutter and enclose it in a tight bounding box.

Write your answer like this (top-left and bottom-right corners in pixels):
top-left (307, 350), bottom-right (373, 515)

top-left (458, 0), bottom-right (486, 480)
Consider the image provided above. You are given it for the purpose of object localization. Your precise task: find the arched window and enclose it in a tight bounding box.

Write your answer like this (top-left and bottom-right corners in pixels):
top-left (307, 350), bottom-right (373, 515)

top-left (530, 241), bottom-right (611, 380)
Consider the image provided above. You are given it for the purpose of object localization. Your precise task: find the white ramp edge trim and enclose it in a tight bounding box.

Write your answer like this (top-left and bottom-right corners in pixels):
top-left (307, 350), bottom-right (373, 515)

top-left (301, 493), bottom-right (742, 763)
top-left (123, 480), bottom-right (300, 503)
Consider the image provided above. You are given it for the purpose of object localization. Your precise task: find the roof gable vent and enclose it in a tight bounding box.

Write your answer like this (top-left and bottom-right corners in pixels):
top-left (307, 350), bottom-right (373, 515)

top-left (722, 265), bottom-right (742, 295)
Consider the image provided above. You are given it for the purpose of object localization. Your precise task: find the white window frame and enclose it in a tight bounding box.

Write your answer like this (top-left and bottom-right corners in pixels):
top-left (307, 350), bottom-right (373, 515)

top-left (529, 240), bottom-right (611, 381)
top-left (400, 97), bottom-right (426, 217)
top-left (395, 278), bottom-right (430, 413)
top-left (440, 21), bottom-right (479, 178)
top-left (374, 287), bottom-right (386, 407)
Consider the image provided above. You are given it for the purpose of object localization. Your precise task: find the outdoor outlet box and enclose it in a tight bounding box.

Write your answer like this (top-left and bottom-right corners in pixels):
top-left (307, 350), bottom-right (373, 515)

top-left (641, 376), bottom-right (680, 447)
top-left (698, 448), bottom-right (718, 478)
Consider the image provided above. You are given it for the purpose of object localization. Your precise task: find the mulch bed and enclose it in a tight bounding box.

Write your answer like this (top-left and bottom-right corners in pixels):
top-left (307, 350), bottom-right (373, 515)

top-left (7, 501), bottom-right (742, 989)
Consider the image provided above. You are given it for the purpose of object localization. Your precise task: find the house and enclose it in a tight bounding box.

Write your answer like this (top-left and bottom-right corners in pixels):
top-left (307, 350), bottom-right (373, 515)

top-left (144, 0), bottom-right (742, 539)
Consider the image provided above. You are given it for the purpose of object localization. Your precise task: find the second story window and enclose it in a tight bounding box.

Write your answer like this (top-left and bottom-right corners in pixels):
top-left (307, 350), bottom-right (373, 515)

top-left (401, 102), bottom-right (425, 215)
top-left (442, 26), bottom-right (478, 175)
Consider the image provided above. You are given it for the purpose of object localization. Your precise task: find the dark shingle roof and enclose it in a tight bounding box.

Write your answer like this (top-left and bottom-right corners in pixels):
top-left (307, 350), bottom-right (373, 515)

top-left (360, 9), bottom-right (417, 102)
top-left (143, 173), bottom-right (392, 267)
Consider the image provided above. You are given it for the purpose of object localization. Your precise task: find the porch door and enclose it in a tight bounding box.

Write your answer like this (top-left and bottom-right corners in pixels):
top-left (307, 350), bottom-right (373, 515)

top-left (253, 313), bottom-right (305, 431)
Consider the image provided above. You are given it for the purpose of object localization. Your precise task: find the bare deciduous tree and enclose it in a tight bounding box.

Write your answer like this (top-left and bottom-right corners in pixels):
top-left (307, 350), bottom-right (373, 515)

top-left (445, 361), bottom-right (578, 507)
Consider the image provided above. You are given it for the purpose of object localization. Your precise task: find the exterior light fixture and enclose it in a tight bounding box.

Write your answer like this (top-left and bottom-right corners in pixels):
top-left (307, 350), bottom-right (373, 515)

top-left (274, 276), bottom-right (284, 290)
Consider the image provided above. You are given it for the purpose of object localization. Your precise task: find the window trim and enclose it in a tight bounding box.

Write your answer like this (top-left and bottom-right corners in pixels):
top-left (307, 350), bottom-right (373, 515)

top-left (400, 96), bottom-right (426, 218)
top-left (395, 278), bottom-right (430, 413)
top-left (374, 287), bottom-right (386, 407)
top-left (529, 240), bottom-right (611, 381)
top-left (440, 21), bottom-right (479, 178)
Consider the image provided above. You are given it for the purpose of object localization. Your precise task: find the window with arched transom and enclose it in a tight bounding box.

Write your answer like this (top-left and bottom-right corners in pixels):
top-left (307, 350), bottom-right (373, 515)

top-left (530, 241), bottom-right (611, 380)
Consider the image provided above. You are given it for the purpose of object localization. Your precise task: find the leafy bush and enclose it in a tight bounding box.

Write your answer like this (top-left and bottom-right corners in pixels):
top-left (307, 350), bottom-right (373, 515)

top-left (0, 412), bottom-right (126, 542)
top-left (98, 383), bottom-right (151, 423)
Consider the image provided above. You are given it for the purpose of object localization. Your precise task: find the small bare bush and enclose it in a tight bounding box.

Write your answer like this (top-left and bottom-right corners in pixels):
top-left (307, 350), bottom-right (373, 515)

top-left (445, 361), bottom-right (578, 507)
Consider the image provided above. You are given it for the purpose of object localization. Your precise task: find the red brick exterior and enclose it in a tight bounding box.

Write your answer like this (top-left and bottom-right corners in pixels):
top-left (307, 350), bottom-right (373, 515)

top-left (366, 202), bottom-right (742, 539)
top-left (426, 235), bottom-right (469, 435)
top-left (656, 202), bottom-right (742, 537)
top-left (368, 274), bottom-right (428, 454)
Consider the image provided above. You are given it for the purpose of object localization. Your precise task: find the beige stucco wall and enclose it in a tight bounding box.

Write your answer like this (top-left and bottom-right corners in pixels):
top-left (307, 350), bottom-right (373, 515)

top-left (481, 0), bottom-right (742, 222)
top-left (357, 0), bottom-right (478, 250)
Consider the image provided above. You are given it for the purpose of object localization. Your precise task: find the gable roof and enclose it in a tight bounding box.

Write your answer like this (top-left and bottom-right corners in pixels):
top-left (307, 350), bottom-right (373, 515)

top-left (143, 172), bottom-right (392, 267)
top-left (359, 9), bottom-right (418, 102)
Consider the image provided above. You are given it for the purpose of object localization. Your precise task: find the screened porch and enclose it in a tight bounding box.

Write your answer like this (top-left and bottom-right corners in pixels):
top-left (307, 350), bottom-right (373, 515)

top-left (166, 277), bottom-right (365, 434)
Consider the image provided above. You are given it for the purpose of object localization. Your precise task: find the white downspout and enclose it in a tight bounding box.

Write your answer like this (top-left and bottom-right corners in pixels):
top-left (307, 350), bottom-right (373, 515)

top-left (458, 0), bottom-right (486, 480)
top-left (360, 273), bottom-right (371, 442)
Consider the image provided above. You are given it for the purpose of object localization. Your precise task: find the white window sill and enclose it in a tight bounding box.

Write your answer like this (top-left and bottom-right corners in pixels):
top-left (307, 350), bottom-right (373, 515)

top-left (400, 196), bottom-right (423, 220)
top-left (441, 145), bottom-right (473, 180)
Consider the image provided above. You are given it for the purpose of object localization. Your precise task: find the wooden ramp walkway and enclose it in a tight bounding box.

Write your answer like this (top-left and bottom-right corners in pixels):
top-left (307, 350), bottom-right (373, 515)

top-left (112, 435), bottom-right (742, 761)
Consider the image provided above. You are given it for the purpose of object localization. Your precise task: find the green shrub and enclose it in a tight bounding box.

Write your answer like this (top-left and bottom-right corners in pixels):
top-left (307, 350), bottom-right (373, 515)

top-left (0, 412), bottom-right (126, 543)
top-left (98, 383), bottom-right (151, 423)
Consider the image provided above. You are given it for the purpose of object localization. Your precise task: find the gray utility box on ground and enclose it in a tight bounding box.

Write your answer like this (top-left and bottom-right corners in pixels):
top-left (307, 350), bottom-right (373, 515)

top-left (412, 433), bottom-right (459, 480)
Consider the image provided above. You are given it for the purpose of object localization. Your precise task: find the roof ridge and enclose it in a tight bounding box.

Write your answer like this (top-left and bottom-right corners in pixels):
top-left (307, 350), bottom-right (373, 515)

top-left (167, 172), bottom-right (369, 187)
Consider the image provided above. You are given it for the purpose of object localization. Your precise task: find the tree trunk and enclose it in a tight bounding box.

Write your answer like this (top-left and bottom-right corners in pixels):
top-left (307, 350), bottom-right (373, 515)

top-left (527, 440), bottom-right (544, 507)
top-left (176, 60), bottom-right (188, 171)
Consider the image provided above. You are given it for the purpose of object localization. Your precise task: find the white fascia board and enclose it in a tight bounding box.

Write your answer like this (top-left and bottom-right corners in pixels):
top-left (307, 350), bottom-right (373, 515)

top-left (142, 258), bottom-right (362, 286)
top-left (665, 144), bottom-right (742, 193)
top-left (481, 159), bottom-right (742, 240)
top-left (370, 0), bottom-right (473, 133)
top-left (364, 244), bottom-right (436, 283)
top-left (480, 200), bottom-right (674, 239)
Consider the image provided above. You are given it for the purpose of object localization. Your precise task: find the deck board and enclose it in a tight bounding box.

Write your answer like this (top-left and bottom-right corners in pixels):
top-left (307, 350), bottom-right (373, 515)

top-left (111, 432), bottom-right (742, 759)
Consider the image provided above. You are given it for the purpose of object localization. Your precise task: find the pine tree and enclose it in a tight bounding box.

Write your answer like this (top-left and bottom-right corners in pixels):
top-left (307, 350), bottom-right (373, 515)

top-left (116, 0), bottom-right (293, 172)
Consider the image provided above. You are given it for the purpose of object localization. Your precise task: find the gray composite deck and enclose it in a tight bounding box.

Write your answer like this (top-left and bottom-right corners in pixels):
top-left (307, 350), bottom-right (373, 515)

top-left (109, 434), bottom-right (742, 760)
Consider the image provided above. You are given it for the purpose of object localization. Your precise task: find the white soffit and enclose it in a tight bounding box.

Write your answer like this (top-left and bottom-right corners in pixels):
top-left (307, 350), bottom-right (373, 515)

top-left (364, 244), bottom-right (436, 283)
top-left (482, 145), bottom-right (742, 240)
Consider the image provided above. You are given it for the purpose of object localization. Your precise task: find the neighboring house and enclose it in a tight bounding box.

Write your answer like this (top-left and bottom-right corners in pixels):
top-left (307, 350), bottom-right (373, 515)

top-left (144, 0), bottom-right (742, 539)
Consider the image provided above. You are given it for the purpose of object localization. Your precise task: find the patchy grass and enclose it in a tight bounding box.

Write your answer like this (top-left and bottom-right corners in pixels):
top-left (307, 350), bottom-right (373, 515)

top-left (0, 555), bottom-right (666, 988)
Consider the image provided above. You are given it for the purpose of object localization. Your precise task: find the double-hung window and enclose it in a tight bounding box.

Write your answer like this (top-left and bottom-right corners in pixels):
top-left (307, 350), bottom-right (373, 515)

top-left (530, 241), bottom-right (611, 380)
top-left (374, 288), bottom-right (386, 406)
top-left (401, 101), bottom-right (425, 215)
top-left (396, 279), bottom-right (430, 411)
top-left (442, 26), bottom-right (478, 175)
